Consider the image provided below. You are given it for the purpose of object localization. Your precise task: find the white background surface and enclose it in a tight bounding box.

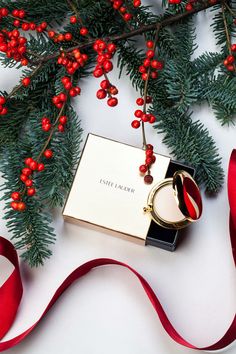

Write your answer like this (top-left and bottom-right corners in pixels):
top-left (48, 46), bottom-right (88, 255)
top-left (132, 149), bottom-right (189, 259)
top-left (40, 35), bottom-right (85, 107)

top-left (0, 1), bottom-right (236, 353)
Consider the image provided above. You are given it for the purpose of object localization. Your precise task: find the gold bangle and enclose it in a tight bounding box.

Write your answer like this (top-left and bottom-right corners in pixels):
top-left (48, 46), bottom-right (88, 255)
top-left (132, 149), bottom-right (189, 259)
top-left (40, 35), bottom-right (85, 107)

top-left (143, 170), bottom-right (202, 230)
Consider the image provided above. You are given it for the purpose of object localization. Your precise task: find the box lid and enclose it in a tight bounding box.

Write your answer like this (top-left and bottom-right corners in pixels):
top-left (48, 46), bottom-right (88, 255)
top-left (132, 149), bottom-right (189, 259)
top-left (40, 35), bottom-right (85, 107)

top-left (63, 134), bottom-right (170, 244)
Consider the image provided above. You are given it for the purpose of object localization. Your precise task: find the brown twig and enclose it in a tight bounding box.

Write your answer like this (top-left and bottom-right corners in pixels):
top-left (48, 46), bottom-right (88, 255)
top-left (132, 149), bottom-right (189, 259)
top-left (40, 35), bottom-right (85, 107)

top-left (37, 101), bottom-right (66, 161)
top-left (31, 0), bottom-right (223, 65)
top-left (221, 3), bottom-right (236, 71)
top-left (142, 23), bottom-right (161, 152)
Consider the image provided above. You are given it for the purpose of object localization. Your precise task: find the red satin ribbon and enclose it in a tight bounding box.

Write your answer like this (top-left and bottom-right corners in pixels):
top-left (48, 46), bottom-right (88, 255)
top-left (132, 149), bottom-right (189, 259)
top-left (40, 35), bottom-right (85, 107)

top-left (0, 152), bottom-right (236, 352)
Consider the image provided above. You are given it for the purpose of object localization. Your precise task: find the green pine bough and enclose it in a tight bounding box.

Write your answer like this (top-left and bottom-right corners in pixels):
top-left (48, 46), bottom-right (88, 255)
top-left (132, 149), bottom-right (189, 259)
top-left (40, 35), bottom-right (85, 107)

top-left (0, 0), bottom-right (234, 266)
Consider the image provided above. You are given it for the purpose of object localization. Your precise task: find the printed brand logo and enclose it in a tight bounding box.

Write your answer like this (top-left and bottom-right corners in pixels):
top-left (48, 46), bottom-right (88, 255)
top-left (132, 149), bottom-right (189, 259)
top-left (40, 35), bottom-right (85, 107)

top-left (99, 179), bottom-right (135, 194)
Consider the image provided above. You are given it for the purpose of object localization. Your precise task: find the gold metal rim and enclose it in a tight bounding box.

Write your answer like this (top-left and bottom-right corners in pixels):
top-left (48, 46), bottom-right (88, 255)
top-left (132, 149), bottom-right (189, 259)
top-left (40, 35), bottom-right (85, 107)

top-left (144, 178), bottom-right (193, 230)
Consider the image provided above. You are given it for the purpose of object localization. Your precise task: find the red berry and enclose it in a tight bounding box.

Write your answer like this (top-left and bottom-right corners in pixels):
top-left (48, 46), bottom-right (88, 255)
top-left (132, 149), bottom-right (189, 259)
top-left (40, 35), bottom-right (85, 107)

top-left (70, 16), bottom-right (77, 24)
top-left (42, 123), bottom-right (51, 132)
top-left (25, 157), bottom-right (33, 166)
top-left (21, 23), bottom-right (30, 31)
top-left (146, 144), bottom-right (153, 150)
top-left (227, 54), bottom-right (235, 64)
top-left (42, 117), bottom-right (50, 125)
top-left (29, 161), bottom-right (38, 170)
top-left (48, 30), bottom-right (55, 38)
top-left (59, 92), bottom-right (67, 101)
top-left (44, 149), bottom-right (53, 158)
top-left (11, 201), bottom-right (19, 210)
top-left (58, 124), bottom-right (65, 132)
top-left (107, 43), bottom-right (116, 53)
top-left (185, 3), bottom-right (193, 10)
top-left (27, 187), bottom-right (36, 197)
top-left (18, 9), bottom-right (26, 19)
top-left (131, 120), bottom-right (140, 129)
top-left (144, 174), bottom-right (153, 184)
top-left (80, 27), bottom-right (88, 36)
top-left (13, 20), bottom-right (20, 27)
top-left (146, 40), bottom-right (154, 49)
top-left (30, 22), bottom-right (36, 30)
top-left (93, 68), bottom-right (103, 78)
top-left (0, 96), bottom-right (6, 105)
top-left (0, 107), bottom-right (7, 115)
top-left (139, 165), bottom-right (147, 173)
top-left (146, 50), bottom-right (155, 59)
top-left (146, 157), bottom-right (153, 165)
top-left (142, 73), bottom-right (148, 80)
top-left (20, 174), bottom-right (28, 183)
top-left (1, 8), bottom-right (9, 16)
top-left (149, 115), bottom-right (156, 124)
top-left (146, 96), bottom-right (152, 103)
top-left (64, 82), bottom-right (72, 90)
top-left (143, 58), bottom-right (151, 67)
top-left (141, 113), bottom-right (149, 122)
top-left (103, 60), bottom-right (113, 72)
top-left (227, 64), bottom-right (234, 71)
top-left (38, 163), bottom-right (45, 172)
top-left (107, 97), bottom-right (118, 107)
top-left (146, 149), bottom-right (153, 157)
top-left (25, 179), bottom-right (33, 187)
top-left (65, 32), bottom-right (72, 41)
top-left (96, 89), bottom-right (107, 99)
top-left (22, 77), bottom-right (30, 87)
top-left (133, 0), bottom-right (141, 7)
top-left (69, 88), bottom-right (77, 97)
top-left (134, 109), bottom-right (143, 118)
top-left (17, 202), bottom-right (26, 212)
top-left (109, 86), bottom-right (118, 95)
top-left (22, 167), bottom-right (32, 176)
top-left (139, 65), bottom-right (146, 73)
top-left (123, 13), bottom-right (132, 21)
top-left (59, 115), bottom-right (67, 125)
top-left (11, 192), bottom-right (21, 201)
top-left (136, 98), bottom-right (144, 106)
top-left (231, 44), bottom-right (236, 52)
top-left (151, 71), bottom-right (158, 79)
top-left (100, 79), bottom-right (110, 89)
top-left (152, 155), bottom-right (156, 163)
top-left (21, 58), bottom-right (28, 66)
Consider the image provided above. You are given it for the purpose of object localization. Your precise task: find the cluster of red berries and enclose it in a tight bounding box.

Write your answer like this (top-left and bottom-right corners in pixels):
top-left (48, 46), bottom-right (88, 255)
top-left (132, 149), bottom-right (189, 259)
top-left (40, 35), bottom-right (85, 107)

top-left (52, 93), bottom-right (68, 109)
top-left (168, 0), bottom-right (181, 4)
top-left (223, 45), bottom-right (236, 71)
top-left (10, 150), bottom-right (54, 211)
top-left (61, 76), bottom-right (81, 96)
top-left (0, 96), bottom-right (7, 115)
top-left (0, 28), bottom-right (28, 65)
top-left (131, 96), bottom-right (156, 129)
top-left (93, 40), bottom-right (118, 107)
top-left (139, 40), bottom-right (163, 81)
top-left (42, 115), bottom-right (67, 133)
top-left (139, 144), bottom-right (155, 184)
top-left (58, 49), bottom-right (88, 75)
top-left (48, 31), bottom-right (72, 43)
top-left (110, 0), bottom-right (141, 21)
top-left (96, 79), bottom-right (119, 107)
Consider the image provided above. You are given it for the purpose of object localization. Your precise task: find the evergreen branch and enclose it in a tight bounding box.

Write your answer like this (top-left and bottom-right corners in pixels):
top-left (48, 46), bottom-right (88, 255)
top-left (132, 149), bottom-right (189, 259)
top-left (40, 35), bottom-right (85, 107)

top-left (32, 0), bottom-right (223, 65)
top-left (6, 63), bottom-right (43, 100)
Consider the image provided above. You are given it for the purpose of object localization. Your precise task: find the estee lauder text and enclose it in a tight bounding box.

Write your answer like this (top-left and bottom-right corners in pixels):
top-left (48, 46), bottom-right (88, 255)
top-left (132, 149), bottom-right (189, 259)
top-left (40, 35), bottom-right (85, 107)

top-left (99, 179), bottom-right (135, 194)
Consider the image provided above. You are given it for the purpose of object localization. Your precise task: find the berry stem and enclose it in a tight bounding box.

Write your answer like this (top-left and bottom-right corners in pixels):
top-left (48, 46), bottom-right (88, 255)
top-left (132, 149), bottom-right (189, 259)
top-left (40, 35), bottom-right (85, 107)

top-left (141, 23), bottom-right (161, 151)
top-left (37, 101), bottom-right (66, 161)
top-left (32, 0), bottom-right (223, 65)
